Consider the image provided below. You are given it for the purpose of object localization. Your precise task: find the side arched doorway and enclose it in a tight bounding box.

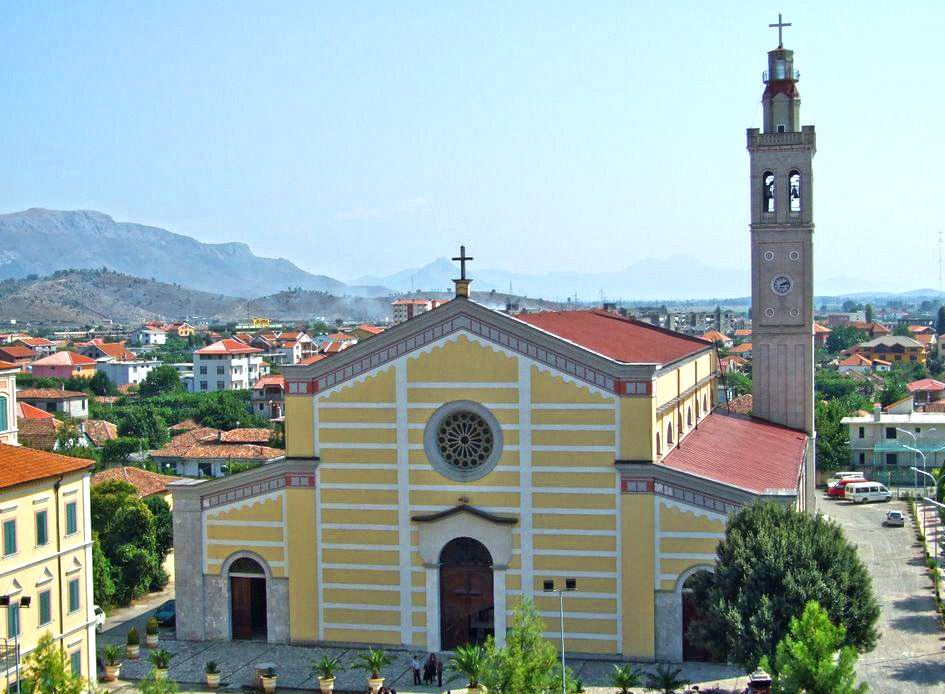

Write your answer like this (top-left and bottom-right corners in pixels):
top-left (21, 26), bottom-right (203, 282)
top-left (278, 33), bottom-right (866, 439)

top-left (229, 556), bottom-right (268, 640)
top-left (681, 569), bottom-right (716, 662)
top-left (439, 537), bottom-right (494, 650)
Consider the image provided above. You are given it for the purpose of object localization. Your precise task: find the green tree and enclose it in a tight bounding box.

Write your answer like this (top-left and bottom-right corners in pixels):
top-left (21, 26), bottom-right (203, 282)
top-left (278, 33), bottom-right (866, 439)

top-left (91, 532), bottom-right (116, 606)
top-left (19, 633), bottom-right (92, 694)
top-left (937, 306), bottom-right (945, 336)
top-left (89, 370), bottom-right (117, 396)
top-left (763, 600), bottom-right (868, 694)
top-left (688, 503), bottom-right (880, 670)
top-left (137, 670), bottom-right (179, 694)
top-left (139, 365), bottom-right (183, 397)
top-left (725, 371), bottom-right (752, 396)
top-left (864, 303), bottom-right (873, 323)
top-left (118, 408), bottom-right (169, 449)
top-left (826, 325), bottom-right (862, 354)
top-left (893, 324), bottom-right (912, 337)
top-left (195, 391), bottom-right (267, 430)
top-left (482, 599), bottom-right (559, 694)
top-left (101, 437), bottom-right (146, 466)
top-left (644, 664), bottom-right (688, 694)
top-left (815, 397), bottom-right (867, 472)
top-left (144, 495), bottom-right (174, 561)
top-left (879, 371), bottom-right (910, 408)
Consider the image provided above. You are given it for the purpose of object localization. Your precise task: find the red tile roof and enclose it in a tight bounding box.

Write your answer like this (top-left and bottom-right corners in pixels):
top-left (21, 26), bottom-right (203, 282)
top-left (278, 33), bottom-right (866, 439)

top-left (0, 443), bottom-right (92, 490)
top-left (0, 345), bottom-right (36, 359)
top-left (90, 343), bottom-right (137, 360)
top-left (734, 329), bottom-right (752, 337)
top-left (16, 402), bottom-right (54, 420)
top-left (169, 418), bottom-right (199, 431)
top-left (33, 351), bottom-right (96, 366)
top-left (92, 466), bottom-right (181, 497)
top-left (908, 378), bottom-right (945, 393)
top-left (17, 388), bottom-right (88, 400)
top-left (701, 330), bottom-right (732, 343)
top-left (17, 418), bottom-right (64, 450)
top-left (514, 310), bottom-right (711, 365)
top-left (659, 411), bottom-right (807, 495)
top-left (357, 324), bottom-right (385, 335)
top-left (195, 339), bottom-right (263, 355)
top-left (151, 441), bottom-right (284, 460)
top-left (813, 322), bottom-right (831, 334)
top-left (0, 361), bottom-right (19, 370)
top-left (220, 428), bottom-right (273, 444)
top-left (15, 337), bottom-right (54, 347)
top-left (300, 354), bottom-right (326, 365)
top-left (252, 375), bottom-right (285, 390)
top-left (730, 342), bottom-right (753, 354)
top-left (838, 354), bottom-right (873, 366)
top-left (725, 393), bottom-right (753, 415)
top-left (82, 419), bottom-right (118, 446)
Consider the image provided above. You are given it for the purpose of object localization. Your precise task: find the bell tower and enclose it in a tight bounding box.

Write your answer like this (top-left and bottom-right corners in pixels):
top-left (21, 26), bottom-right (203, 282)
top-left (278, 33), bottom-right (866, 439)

top-left (747, 15), bottom-right (815, 441)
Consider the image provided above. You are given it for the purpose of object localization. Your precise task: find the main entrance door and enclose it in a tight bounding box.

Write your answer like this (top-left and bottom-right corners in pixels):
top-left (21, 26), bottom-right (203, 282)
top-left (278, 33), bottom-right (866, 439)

top-left (229, 557), bottom-right (268, 640)
top-left (440, 537), bottom-right (494, 650)
top-left (682, 570), bottom-right (714, 661)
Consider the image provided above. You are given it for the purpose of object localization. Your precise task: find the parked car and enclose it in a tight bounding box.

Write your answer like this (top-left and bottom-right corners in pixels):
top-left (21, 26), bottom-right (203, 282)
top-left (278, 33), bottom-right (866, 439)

top-left (154, 600), bottom-right (176, 627)
top-left (826, 478), bottom-right (867, 498)
top-left (93, 605), bottom-right (106, 633)
top-left (826, 471), bottom-right (864, 488)
top-left (884, 510), bottom-right (905, 526)
top-left (845, 481), bottom-right (892, 504)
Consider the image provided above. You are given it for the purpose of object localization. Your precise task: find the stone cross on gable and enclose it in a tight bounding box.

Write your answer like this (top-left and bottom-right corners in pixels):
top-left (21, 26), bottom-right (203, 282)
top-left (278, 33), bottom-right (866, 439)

top-left (769, 12), bottom-right (791, 48)
top-left (452, 245), bottom-right (473, 280)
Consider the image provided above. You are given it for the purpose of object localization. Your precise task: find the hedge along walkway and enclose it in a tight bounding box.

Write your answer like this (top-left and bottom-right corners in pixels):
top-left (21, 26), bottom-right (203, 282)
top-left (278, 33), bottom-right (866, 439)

top-left (908, 497), bottom-right (945, 623)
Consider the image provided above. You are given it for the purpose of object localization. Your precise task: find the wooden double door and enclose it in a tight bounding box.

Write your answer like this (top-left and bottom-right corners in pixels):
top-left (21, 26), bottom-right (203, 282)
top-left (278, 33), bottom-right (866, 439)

top-left (231, 576), bottom-right (267, 640)
top-left (439, 537), bottom-right (494, 650)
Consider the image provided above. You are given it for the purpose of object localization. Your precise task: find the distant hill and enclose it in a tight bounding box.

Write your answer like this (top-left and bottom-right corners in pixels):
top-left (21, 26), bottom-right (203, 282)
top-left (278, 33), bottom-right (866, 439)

top-left (0, 208), bottom-right (388, 299)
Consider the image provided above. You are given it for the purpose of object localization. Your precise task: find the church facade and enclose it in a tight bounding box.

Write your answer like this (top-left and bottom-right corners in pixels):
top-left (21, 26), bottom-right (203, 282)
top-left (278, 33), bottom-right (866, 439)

top-left (171, 33), bottom-right (816, 663)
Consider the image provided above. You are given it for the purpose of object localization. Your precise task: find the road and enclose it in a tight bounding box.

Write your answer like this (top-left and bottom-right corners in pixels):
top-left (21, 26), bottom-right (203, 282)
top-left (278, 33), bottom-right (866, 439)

top-left (820, 495), bottom-right (945, 692)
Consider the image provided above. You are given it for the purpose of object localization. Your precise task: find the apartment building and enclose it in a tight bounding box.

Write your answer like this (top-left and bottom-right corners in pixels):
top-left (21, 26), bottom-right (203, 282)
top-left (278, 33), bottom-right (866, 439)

top-left (192, 339), bottom-right (263, 392)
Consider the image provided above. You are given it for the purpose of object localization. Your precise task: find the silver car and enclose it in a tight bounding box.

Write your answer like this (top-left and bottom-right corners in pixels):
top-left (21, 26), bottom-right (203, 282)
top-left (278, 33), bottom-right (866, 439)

top-left (884, 510), bottom-right (905, 527)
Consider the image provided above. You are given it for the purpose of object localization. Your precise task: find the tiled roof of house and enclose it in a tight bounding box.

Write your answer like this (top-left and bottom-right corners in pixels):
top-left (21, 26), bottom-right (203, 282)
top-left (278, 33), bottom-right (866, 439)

top-left (915, 334), bottom-right (935, 345)
top-left (82, 419), bottom-right (118, 446)
top-left (300, 354), bottom-right (326, 365)
top-left (15, 337), bottom-right (54, 347)
top-left (33, 351), bottom-right (96, 367)
top-left (252, 375), bottom-right (285, 390)
top-left (908, 378), bottom-right (945, 393)
top-left (321, 342), bottom-right (349, 354)
top-left (0, 345), bottom-right (37, 359)
top-left (909, 325), bottom-right (934, 334)
top-left (730, 342), bottom-right (753, 354)
top-left (91, 343), bottom-right (137, 360)
top-left (357, 324), bottom-right (385, 335)
top-left (857, 335), bottom-right (924, 349)
top-left (151, 441), bottom-right (284, 461)
top-left (514, 310), bottom-right (712, 365)
top-left (658, 410), bottom-right (807, 495)
top-left (16, 401), bottom-right (54, 420)
top-left (195, 339), bottom-right (263, 356)
top-left (734, 328), bottom-right (752, 337)
top-left (852, 321), bottom-right (892, 335)
top-left (392, 299), bottom-right (432, 305)
top-left (0, 361), bottom-right (19, 370)
top-left (813, 322), bottom-right (831, 334)
top-left (923, 402), bottom-right (945, 413)
top-left (325, 333), bottom-right (353, 340)
top-left (169, 419), bottom-right (199, 431)
top-left (92, 466), bottom-right (181, 497)
top-left (220, 428), bottom-right (273, 444)
top-left (725, 393), bottom-right (753, 415)
top-left (839, 354), bottom-right (873, 366)
top-left (0, 443), bottom-right (92, 490)
top-left (17, 388), bottom-right (88, 400)
top-left (17, 418), bottom-right (66, 451)
top-left (701, 330), bottom-right (732, 343)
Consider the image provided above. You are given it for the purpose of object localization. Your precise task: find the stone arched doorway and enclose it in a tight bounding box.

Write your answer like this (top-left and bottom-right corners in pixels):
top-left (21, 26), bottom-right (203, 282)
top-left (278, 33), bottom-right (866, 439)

top-left (229, 556), bottom-right (268, 640)
top-left (681, 568), bottom-right (716, 662)
top-left (439, 537), bottom-right (494, 650)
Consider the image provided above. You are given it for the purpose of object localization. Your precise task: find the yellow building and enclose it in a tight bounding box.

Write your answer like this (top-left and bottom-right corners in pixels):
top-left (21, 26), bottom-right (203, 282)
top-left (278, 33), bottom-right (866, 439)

top-left (172, 297), bottom-right (811, 661)
top-left (852, 335), bottom-right (927, 366)
top-left (0, 361), bottom-right (19, 446)
top-left (0, 445), bottom-right (97, 690)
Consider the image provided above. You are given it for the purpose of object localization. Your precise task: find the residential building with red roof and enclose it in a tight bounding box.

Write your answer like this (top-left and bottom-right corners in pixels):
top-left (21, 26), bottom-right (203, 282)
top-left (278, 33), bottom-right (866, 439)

top-left (30, 350), bottom-right (97, 380)
top-left (252, 374), bottom-right (285, 420)
top-left (350, 324), bottom-right (386, 340)
top-left (0, 345), bottom-right (37, 371)
top-left (152, 424), bottom-right (283, 478)
top-left (908, 378), bottom-right (945, 407)
top-left (12, 336), bottom-right (56, 357)
top-left (391, 298), bottom-right (448, 323)
top-left (17, 388), bottom-right (89, 419)
top-left (134, 327), bottom-right (167, 346)
top-left (730, 342), bottom-right (753, 358)
top-left (837, 353), bottom-right (890, 375)
top-left (700, 330), bottom-right (733, 348)
top-left (77, 342), bottom-right (136, 362)
top-left (193, 339), bottom-right (264, 392)
top-left (164, 322), bottom-right (195, 338)
top-left (813, 321), bottom-right (831, 347)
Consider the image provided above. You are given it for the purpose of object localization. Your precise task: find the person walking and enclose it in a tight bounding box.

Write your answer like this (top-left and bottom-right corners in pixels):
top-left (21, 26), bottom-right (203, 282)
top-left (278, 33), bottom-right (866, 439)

top-left (411, 654), bottom-right (422, 686)
top-left (434, 654), bottom-right (443, 688)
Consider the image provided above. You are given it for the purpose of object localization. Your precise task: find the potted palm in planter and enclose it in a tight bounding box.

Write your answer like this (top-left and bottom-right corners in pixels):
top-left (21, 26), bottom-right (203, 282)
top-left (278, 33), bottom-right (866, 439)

top-left (101, 644), bottom-right (123, 682)
top-left (355, 648), bottom-right (392, 694)
top-left (260, 666), bottom-right (278, 694)
top-left (644, 663), bottom-right (689, 694)
top-left (149, 648), bottom-right (173, 679)
top-left (611, 663), bottom-right (643, 694)
top-left (126, 627), bottom-right (140, 659)
top-left (313, 654), bottom-right (343, 694)
top-left (205, 660), bottom-right (221, 689)
top-left (447, 643), bottom-right (487, 693)
top-left (145, 617), bottom-right (160, 648)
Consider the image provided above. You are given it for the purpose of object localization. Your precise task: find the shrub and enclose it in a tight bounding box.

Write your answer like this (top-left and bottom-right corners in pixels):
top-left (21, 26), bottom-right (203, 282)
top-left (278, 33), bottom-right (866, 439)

top-left (146, 617), bottom-right (159, 635)
top-left (205, 661), bottom-right (220, 675)
top-left (127, 627), bottom-right (139, 646)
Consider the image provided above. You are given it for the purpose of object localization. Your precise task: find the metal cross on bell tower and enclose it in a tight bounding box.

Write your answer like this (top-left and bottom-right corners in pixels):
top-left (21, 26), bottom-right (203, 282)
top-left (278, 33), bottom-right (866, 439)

top-left (769, 12), bottom-right (791, 48)
top-left (452, 245), bottom-right (474, 298)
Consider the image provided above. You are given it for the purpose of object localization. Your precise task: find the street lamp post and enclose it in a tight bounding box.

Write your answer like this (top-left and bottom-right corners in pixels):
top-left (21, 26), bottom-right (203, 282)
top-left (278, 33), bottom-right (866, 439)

top-left (543, 578), bottom-right (576, 694)
top-left (897, 427), bottom-right (937, 490)
top-left (924, 496), bottom-right (945, 560)
top-left (0, 595), bottom-right (31, 694)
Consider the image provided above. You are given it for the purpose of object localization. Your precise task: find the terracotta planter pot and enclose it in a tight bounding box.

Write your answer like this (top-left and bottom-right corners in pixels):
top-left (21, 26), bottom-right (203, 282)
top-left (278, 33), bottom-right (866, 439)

top-left (126, 644), bottom-right (140, 660)
top-left (154, 668), bottom-right (168, 680)
top-left (103, 664), bottom-right (120, 682)
top-left (261, 675), bottom-right (278, 694)
top-left (368, 676), bottom-right (385, 694)
top-left (145, 633), bottom-right (159, 648)
top-left (319, 676), bottom-right (335, 694)
top-left (206, 672), bottom-right (221, 689)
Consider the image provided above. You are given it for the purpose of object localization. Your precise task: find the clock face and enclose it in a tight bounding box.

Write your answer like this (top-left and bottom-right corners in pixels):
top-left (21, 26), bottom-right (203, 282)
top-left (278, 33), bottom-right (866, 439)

top-left (771, 275), bottom-right (793, 296)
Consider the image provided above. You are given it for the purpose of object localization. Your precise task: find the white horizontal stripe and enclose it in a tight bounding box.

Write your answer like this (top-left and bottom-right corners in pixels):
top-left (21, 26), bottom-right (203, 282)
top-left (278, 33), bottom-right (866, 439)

top-left (321, 463), bottom-right (399, 470)
top-left (322, 543), bottom-right (401, 552)
top-left (411, 485), bottom-right (521, 493)
top-left (408, 422), bottom-right (519, 430)
top-left (533, 549), bottom-right (617, 557)
top-left (530, 466), bottom-right (615, 473)
top-left (206, 539), bottom-right (284, 547)
top-left (532, 404), bottom-right (615, 410)
top-left (533, 487), bottom-right (614, 495)
top-left (541, 631), bottom-right (617, 641)
top-left (658, 553), bottom-right (717, 561)
top-left (319, 422), bottom-right (397, 429)
top-left (322, 523), bottom-right (400, 531)
top-left (408, 403), bottom-right (517, 409)
top-left (524, 508), bottom-right (616, 516)
top-left (408, 443), bottom-right (519, 451)
top-left (532, 425), bottom-right (615, 431)
top-left (407, 464), bottom-right (520, 472)
top-left (318, 402), bottom-right (396, 408)
top-left (532, 570), bottom-right (616, 578)
top-left (205, 520), bottom-right (283, 527)
top-left (322, 582), bottom-right (399, 592)
top-left (408, 382), bottom-right (516, 388)
top-left (322, 503), bottom-right (399, 511)
top-left (660, 532), bottom-right (725, 539)
top-left (320, 443), bottom-right (397, 450)
top-left (532, 528), bottom-right (617, 537)
top-left (538, 611), bottom-right (616, 620)
top-left (208, 559), bottom-right (286, 568)
top-left (659, 573), bottom-right (678, 582)
top-left (323, 602), bottom-right (401, 612)
top-left (511, 590), bottom-right (618, 600)
top-left (323, 622), bottom-right (401, 633)
top-left (532, 445), bottom-right (615, 452)
top-left (322, 563), bottom-right (399, 571)
top-left (320, 483), bottom-right (398, 491)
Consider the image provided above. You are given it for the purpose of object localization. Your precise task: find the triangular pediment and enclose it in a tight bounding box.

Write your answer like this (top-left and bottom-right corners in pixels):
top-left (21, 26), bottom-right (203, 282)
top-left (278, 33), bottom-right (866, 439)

top-left (412, 503), bottom-right (517, 526)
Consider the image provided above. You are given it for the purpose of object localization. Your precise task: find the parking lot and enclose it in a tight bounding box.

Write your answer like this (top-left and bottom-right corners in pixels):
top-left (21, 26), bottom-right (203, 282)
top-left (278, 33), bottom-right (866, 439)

top-left (819, 494), bottom-right (945, 692)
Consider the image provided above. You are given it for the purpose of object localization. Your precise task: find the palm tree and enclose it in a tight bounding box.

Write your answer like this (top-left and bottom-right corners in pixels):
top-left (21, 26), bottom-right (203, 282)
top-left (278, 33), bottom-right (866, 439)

top-left (355, 648), bottom-right (392, 679)
top-left (645, 663), bottom-right (689, 694)
top-left (611, 663), bottom-right (644, 693)
top-left (447, 643), bottom-right (487, 688)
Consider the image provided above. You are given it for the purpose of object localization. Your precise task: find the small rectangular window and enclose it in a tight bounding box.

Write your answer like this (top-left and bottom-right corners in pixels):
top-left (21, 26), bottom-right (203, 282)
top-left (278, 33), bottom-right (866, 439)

top-left (38, 589), bottom-right (51, 626)
top-left (858, 427), bottom-right (864, 439)
top-left (886, 453), bottom-right (898, 466)
top-left (2, 519), bottom-right (15, 556)
top-left (6, 604), bottom-right (18, 638)
top-left (777, 124), bottom-right (786, 133)
top-left (65, 501), bottom-right (77, 536)
top-left (70, 650), bottom-right (81, 676)
top-left (35, 510), bottom-right (48, 546)
top-left (885, 427), bottom-right (897, 439)
top-left (68, 578), bottom-right (80, 613)
top-left (858, 452), bottom-right (865, 465)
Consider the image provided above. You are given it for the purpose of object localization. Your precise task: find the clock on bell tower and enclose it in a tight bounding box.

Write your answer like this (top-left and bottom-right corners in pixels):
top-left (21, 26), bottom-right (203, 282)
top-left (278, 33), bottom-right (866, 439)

top-left (747, 15), bottom-right (815, 438)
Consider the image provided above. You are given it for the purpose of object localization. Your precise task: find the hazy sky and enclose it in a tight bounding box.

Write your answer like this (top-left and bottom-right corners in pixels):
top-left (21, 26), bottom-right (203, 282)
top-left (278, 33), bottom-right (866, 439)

top-left (1, 1), bottom-right (942, 291)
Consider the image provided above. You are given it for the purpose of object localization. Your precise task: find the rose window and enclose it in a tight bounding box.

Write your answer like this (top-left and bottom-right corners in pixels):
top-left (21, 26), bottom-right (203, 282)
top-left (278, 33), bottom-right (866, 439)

top-left (436, 411), bottom-right (494, 471)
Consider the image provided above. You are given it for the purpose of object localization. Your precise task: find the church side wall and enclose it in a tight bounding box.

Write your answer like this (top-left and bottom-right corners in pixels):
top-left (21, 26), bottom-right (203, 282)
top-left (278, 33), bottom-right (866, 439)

top-left (620, 493), bottom-right (655, 659)
top-left (286, 487), bottom-right (318, 642)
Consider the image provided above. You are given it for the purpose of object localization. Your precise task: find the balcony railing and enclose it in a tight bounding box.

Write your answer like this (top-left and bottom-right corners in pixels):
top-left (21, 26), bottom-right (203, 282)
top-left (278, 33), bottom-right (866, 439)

top-left (763, 69), bottom-right (800, 82)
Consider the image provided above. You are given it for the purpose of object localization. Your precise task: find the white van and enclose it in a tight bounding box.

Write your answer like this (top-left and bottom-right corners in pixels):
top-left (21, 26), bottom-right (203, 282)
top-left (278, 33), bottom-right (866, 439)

top-left (826, 471), bottom-right (863, 487)
top-left (844, 482), bottom-right (892, 504)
